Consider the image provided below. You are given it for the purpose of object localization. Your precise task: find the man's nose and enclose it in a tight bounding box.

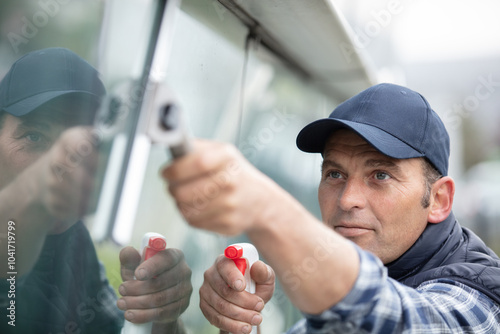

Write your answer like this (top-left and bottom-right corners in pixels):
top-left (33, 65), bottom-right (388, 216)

top-left (338, 178), bottom-right (366, 211)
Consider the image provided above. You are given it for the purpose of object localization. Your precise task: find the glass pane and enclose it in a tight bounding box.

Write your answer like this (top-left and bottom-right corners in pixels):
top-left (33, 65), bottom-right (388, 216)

top-left (1, 0), bottom-right (339, 333)
top-left (0, 0), bottom-right (161, 332)
top-left (127, 3), bottom-right (250, 332)
top-left (127, 1), bottom-right (339, 333)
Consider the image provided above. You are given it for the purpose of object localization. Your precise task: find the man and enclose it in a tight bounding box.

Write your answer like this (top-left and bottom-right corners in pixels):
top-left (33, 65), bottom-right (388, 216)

top-left (163, 83), bottom-right (500, 333)
top-left (0, 48), bottom-right (192, 333)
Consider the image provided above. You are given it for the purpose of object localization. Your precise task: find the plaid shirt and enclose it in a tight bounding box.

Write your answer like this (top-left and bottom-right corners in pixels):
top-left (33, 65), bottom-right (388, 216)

top-left (286, 246), bottom-right (500, 334)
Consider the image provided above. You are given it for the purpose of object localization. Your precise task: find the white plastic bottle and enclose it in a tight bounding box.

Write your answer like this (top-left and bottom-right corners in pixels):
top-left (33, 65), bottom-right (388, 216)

top-left (225, 243), bottom-right (259, 334)
top-left (121, 233), bottom-right (167, 334)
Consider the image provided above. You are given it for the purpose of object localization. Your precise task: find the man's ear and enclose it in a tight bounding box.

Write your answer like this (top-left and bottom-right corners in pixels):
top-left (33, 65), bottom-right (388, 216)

top-left (428, 176), bottom-right (455, 224)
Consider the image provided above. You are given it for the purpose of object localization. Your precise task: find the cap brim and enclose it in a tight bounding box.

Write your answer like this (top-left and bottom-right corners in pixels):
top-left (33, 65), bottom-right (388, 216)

top-left (296, 118), bottom-right (424, 159)
top-left (3, 90), bottom-right (102, 117)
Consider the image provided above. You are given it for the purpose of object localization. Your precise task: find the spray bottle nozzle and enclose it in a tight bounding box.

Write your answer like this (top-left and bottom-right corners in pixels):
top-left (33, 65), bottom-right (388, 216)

top-left (149, 237), bottom-right (167, 250)
top-left (223, 243), bottom-right (259, 334)
top-left (224, 245), bottom-right (243, 259)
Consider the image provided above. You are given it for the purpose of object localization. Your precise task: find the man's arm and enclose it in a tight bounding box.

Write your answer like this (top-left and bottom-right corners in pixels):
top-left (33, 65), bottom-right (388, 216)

top-left (287, 248), bottom-right (500, 333)
top-left (162, 140), bottom-right (359, 314)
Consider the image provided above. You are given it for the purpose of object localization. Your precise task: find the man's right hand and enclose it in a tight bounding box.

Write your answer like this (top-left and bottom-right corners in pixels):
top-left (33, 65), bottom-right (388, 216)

top-left (200, 255), bottom-right (275, 334)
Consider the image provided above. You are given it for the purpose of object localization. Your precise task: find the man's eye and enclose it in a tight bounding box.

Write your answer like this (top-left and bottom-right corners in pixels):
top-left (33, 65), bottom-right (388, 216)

top-left (374, 172), bottom-right (390, 180)
top-left (26, 133), bottom-right (42, 142)
top-left (328, 171), bottom-right (343, 179)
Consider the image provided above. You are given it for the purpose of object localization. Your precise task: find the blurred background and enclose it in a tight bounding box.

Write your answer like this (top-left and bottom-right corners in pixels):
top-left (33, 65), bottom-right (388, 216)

top-left (336, 0), bottom-right (500, 252)
top-left (1, 0), bottom-right (499, 332)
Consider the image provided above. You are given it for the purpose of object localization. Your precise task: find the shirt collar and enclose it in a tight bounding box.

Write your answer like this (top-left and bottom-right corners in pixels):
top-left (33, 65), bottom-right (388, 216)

top-left (386, 212), bottom-right (459, 280)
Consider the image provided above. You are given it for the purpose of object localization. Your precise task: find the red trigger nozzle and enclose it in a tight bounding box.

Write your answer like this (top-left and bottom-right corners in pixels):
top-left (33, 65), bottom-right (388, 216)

top-left (225, 245), bottom-right (247, 276)
top-left (225, 245), bottom-right (243, 259)
top-left (149, 237), bottom-right (166, 251)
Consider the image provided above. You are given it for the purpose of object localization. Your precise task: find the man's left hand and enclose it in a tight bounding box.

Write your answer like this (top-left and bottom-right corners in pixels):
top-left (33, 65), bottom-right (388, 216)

top-left (117, 246), bottom-right (193, 327)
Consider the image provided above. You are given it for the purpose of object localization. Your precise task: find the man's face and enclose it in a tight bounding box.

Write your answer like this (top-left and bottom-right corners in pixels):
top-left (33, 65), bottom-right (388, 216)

top-left (318, 129), bottom-right (431, 264)
top-left (0, 113), bottom-right (66, 189)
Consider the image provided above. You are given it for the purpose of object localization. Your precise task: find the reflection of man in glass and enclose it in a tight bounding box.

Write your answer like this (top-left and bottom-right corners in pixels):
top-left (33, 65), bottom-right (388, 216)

top-left (0, 48), bottom-right (191, 333)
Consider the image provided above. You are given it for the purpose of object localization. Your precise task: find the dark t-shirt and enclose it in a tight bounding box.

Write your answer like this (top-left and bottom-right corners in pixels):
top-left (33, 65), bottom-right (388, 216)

top-left (0, 221), bottom-right (124, 334)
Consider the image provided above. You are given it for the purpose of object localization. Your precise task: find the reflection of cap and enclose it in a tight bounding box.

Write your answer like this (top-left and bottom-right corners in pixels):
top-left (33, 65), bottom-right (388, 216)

top-left (0, 47), bottom-right (106, 117)
top-left (296, 83), bottom-right (450, 176)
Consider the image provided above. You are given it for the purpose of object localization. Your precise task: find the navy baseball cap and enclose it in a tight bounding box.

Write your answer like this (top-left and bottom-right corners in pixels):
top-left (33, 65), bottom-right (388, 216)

top-left (0, 47), bottom-right (105, 117)
top-left (296, 83), bottom-right (450, 176)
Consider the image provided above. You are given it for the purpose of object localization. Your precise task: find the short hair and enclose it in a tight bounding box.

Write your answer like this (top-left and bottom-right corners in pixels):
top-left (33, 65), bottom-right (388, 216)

top-left (421, 158), bottom-right (442, 208)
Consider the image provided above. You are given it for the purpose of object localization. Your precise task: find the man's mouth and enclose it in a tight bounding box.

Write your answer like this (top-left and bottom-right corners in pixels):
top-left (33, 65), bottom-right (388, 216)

top-left (334, 225), bottom-right (372, 238)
